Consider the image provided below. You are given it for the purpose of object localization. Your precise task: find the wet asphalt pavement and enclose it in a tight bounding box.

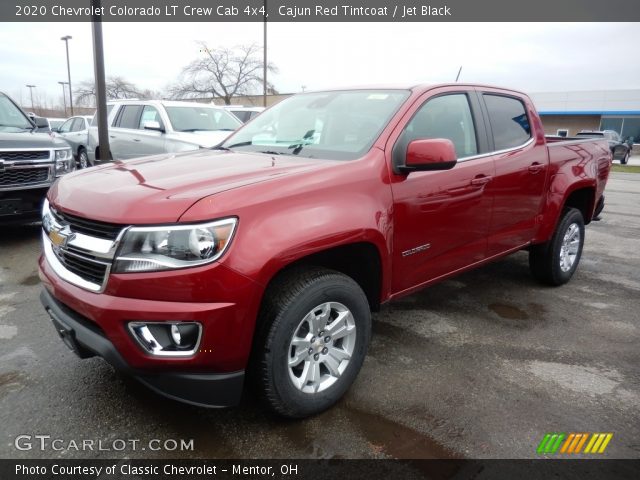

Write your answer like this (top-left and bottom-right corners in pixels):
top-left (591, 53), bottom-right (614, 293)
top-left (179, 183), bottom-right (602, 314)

top-left (0, 173), bottom-right (638, 460)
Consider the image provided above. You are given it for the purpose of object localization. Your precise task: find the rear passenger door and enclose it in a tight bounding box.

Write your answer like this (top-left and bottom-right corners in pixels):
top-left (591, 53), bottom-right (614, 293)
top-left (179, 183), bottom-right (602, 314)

top-left (110, 104), bottom-right (143, 160)
top-left (478, 89), bottom-right (549, 256)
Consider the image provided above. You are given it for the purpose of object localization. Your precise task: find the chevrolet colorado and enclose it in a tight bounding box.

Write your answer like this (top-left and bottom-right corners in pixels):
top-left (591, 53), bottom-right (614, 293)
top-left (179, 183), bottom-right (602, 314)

top-left (39, 84), bottom-right (611, 418)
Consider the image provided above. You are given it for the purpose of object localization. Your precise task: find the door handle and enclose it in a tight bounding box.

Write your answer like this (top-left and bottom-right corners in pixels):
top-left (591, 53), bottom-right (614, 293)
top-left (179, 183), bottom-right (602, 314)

top-left (528, 162), bottom-right (545, 173)
top-left (133, 139), bottom-right (141, 142)
top-left (470, 175), bottom-right (493, 186)
top-left (109, 135), bottom-right (116, 139)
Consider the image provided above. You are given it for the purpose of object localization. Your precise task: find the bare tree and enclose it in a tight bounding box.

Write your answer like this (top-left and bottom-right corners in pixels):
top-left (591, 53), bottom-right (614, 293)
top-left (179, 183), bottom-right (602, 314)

top-left (74, 76), bottom-right (158, 106)
top-left (169, 43), bottom-right (277, 105)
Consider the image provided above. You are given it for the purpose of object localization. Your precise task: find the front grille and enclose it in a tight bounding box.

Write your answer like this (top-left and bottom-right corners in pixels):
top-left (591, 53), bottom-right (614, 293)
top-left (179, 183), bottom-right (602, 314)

top-left (52, 248), bottom-right (108, 286)
top-left (0, 168), bottom-right (49, 187)
top-left (51, 209), bottom-right (124, 240)
top-left (0, 150), bottom-right (50, 161)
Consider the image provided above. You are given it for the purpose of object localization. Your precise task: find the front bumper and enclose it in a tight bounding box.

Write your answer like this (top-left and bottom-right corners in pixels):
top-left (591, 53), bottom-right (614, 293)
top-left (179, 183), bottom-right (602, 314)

top-left (40, 288), bottom-right (245, 407)
top-left (0, 187), bottom-right (49, 223)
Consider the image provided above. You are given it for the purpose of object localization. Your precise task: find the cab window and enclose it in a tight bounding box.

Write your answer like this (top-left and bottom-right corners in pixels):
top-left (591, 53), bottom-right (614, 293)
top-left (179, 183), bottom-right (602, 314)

top-left (138, 106), bottom-right (163, 130)
top-left (393, 93), bottom-right (478, 166)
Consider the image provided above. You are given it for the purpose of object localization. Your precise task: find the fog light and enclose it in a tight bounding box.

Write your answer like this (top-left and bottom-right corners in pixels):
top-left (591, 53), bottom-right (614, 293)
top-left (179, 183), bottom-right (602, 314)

top-left (128, 322), bottom-right (202, 357)
top-left (171, 324), bottom-right (182, 345)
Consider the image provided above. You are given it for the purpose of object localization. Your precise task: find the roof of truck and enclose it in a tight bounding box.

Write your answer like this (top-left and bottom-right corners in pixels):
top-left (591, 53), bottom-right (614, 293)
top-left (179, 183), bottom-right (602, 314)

top-left (303, 83), bottom-right (529, 97)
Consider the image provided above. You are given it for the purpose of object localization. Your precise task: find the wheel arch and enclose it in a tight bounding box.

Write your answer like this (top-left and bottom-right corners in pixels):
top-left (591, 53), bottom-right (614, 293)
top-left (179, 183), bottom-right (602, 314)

top-left (258, 241), bottom-right (385, 314)
top-left (534, 177), bottom-right (596, 244)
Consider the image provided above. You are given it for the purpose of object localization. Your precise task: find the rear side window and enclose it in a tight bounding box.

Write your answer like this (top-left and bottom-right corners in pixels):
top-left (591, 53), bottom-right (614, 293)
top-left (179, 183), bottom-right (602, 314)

top-left (91, 105), bottom-right (114, 126)
top-left (115, 105), bottom-right (143, 129)
top-left (484, 94), bottom-right (531, 150)
top-left (231, 110), bottom-right (251, 122)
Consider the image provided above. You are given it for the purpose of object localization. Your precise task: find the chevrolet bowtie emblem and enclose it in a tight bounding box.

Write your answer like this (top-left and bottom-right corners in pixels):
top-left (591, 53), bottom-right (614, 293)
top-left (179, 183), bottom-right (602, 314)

top-left (49, 226), bottom-right (75, 249)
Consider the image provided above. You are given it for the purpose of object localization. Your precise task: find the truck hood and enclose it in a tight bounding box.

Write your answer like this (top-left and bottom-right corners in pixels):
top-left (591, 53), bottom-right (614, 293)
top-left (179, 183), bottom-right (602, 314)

top-left (0, 130), bottom-right (69, 149)
top-left (50, 150), bottom-right (335, 224)
top-left (170, 130), bottom-right (235, 148)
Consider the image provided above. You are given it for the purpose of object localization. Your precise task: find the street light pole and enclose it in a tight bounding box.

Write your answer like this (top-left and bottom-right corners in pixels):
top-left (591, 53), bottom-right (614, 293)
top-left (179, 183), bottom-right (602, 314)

top-left (91, 0), bottom-right (111, 161)
top-left (58, 81), bottom-right (68, 116)
top-left (263, 0), bottom-right (267, 107)
top-left (25, 84), bottom-right (36, 113)
top-left (61, 35), bottom-right (74, 115)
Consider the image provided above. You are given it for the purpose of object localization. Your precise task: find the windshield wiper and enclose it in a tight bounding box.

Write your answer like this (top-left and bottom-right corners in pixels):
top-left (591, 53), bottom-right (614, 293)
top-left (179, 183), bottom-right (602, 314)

top-left (287, 129), bottom-right (315, 155)
top-left (257, 150), bottom-right (282, 155)
top-left (225, 141), bottom-right (253, 149)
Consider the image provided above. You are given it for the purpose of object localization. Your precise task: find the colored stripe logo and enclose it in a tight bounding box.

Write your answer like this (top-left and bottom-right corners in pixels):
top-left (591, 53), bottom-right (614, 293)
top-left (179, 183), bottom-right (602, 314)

top-left (537, 433), bottom-right (613, 454)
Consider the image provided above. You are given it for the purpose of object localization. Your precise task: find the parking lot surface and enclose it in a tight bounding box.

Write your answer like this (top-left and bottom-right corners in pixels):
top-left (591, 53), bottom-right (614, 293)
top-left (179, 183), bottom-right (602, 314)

top-left (1, 173), bottom-right (638, 459)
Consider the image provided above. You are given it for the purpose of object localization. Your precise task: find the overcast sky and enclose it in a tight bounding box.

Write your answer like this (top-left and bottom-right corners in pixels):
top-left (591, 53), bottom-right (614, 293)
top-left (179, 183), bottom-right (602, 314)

top-left (1, 22), bottom-right (639, 109)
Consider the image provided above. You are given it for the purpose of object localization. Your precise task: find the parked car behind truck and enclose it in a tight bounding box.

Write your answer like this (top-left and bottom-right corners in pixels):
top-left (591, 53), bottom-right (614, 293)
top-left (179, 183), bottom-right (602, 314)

top-left (576, 130), bottom-right (632, 164)
top-left (0, 92), bottom-right (75, 223)
top-left (53, 115), bottom-right (94, 169)
top-left (39, 84), bottom-right (611, 418)
top-left (87, 100), bottom-right (241, 164)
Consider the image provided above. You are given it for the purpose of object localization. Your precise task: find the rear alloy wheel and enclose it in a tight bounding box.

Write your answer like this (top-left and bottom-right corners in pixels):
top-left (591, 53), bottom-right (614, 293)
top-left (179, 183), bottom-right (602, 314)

top-left (256, 267), bottom-right (371, 418)
top-left (529, 207), bottom-right (585, 286)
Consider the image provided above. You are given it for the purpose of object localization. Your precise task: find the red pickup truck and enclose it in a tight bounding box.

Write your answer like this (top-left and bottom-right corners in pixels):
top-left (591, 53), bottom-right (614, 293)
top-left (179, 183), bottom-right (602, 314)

top-left (39, 84), bottom-right (611, 418)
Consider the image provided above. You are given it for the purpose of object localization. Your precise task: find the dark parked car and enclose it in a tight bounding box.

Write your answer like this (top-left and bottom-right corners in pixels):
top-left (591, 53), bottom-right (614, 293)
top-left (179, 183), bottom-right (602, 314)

top-left (0, 92), bottom-right (75, 223)
top-left (576, 130), bottom-right (632, 164)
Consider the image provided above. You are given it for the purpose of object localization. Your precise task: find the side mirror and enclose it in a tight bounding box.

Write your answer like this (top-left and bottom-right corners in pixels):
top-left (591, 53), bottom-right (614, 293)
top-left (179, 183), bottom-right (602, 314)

top-left (34, 117), bottom-right (50, 129)
top-left (400, 138), bottom-right (457, 173)
top-left (51, 127), bottom-right (60, 133)
top-left (143, 120), bottom-right (164, 132)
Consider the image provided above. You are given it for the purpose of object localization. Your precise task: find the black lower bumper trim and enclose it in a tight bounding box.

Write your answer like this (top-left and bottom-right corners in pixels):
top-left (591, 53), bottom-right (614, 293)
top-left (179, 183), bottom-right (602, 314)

top-left (0, 187), bottom-right (48, 224)
top-left (40, 289), bottom-right (244, 408)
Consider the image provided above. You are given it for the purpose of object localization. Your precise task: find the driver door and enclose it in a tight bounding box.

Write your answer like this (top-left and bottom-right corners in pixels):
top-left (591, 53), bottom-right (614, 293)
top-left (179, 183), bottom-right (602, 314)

top-left (389, 88), bottom-right (495, 295)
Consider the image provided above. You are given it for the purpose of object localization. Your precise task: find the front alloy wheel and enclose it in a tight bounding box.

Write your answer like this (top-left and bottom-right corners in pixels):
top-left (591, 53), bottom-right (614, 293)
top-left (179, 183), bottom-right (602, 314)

top-left (78, 149), bottom-right (89, 169)
top-left (288, 302), bottom-right (356, 394)
top-left (255, 267), bottom-right (371, 418)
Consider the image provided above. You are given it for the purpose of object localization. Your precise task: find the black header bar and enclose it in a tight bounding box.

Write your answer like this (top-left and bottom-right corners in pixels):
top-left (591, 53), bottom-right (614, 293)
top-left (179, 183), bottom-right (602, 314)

top-left (3, 0), bottom-right (639, 22)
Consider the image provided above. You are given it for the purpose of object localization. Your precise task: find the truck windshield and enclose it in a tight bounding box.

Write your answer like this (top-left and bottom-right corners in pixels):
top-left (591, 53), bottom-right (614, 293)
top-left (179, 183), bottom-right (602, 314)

top-left (165, 106), bottom-right (242, 132)
top-left (222, 89), bottom-right (410, 160)
top-left (0, 95), bottom-right (32, 132)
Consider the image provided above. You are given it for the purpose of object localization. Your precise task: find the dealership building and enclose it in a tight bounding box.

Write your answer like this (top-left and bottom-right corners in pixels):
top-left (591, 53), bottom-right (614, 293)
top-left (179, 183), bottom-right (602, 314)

top-left (531, 89), bottom-right (640, 144)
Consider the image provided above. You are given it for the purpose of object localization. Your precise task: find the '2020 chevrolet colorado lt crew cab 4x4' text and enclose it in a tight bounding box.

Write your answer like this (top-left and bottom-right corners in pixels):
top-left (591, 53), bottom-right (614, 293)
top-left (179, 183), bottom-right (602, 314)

top-left (39, 84), bottom-right (611, 418)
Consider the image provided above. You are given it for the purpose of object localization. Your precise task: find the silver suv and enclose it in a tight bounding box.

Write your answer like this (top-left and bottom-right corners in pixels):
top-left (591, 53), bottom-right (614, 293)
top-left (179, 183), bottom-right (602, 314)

top-left (87, 100), bottom-right (242, 164)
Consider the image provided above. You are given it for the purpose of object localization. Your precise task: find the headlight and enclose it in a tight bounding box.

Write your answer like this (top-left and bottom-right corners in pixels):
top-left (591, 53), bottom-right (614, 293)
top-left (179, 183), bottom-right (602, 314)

top-left (113, 218), bottom-right (238, 273)
top-left (54, 148), bottom-right (75, 176)
top-left (42, 198), bottom-right (52, 232)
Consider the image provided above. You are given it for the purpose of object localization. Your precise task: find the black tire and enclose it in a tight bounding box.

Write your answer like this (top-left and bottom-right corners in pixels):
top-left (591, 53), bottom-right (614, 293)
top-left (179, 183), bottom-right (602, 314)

top-left (255, 267), bottom-right (371, 418)
top-left (529, 208), bottom-right (585, 286)
top-left (621, 151), bottom-right (629, 165)
top-left (594, 195), bottom-right (605, 219)
top-left (77, 148), bottom-right (90, 169)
